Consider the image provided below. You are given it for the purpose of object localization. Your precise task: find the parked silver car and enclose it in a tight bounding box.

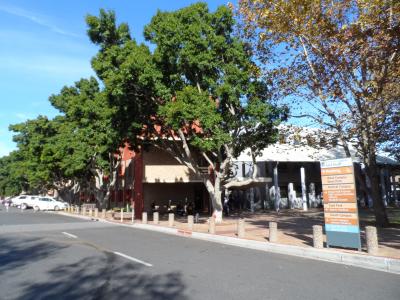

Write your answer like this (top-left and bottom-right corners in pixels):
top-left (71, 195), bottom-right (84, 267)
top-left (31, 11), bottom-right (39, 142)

top-left (32, 197), bottom-right (68, 211)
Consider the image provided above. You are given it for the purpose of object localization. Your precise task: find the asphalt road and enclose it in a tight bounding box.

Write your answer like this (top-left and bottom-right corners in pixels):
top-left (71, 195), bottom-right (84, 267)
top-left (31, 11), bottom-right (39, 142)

top-left (0, 206), bottom-right (399, 300)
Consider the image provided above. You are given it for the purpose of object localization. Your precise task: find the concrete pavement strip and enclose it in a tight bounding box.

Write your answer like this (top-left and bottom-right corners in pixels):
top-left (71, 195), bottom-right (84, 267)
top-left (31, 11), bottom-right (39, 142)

top-left (55, 212), bottom-right (400, 275)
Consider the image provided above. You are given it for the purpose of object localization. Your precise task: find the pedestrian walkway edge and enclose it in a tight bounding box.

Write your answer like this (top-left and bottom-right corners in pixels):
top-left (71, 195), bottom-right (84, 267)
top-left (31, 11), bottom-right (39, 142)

top-left (56, 212), bottom-right (400, 275)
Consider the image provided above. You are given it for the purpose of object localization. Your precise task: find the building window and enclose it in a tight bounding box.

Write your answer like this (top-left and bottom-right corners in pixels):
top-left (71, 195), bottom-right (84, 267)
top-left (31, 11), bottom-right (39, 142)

top-left (319, 136), bottom-right (327, 148)
top-left (307, 136), bottom-right (316, 146)
top-left (279, 134), bottom-right (286, 144)
top-left (293, 134), bottom-right (301, 145)
top-left (331, 138), bottom-right (338, 147)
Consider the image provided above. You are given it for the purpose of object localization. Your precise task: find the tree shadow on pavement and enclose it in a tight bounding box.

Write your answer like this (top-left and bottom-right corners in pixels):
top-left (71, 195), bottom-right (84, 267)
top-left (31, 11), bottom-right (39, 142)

top-left (17, 250), bottom-right (187, 300)
top-left (0, 236), bottom-right (68, 274)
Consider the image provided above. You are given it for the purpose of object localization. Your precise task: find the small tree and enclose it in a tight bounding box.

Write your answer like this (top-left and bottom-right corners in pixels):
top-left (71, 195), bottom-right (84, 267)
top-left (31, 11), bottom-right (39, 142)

top-left (238, 0), bottom-right (400, 227)
top-left (0, 151), bottom-right (26, 196)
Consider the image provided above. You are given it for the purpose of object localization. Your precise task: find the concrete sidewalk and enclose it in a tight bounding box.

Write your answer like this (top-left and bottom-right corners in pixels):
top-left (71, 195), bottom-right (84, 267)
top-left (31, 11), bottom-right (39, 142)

top-left (57, 210), bottom-right (400, 274)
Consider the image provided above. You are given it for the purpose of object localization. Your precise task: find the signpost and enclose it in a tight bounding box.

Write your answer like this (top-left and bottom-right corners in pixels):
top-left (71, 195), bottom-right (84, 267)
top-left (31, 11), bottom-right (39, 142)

top-left (321, 158), bottom-right (361, 250)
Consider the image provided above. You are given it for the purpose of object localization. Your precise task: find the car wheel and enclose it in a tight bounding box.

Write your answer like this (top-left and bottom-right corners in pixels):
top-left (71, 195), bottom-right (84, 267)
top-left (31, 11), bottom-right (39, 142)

top-left (21, 203), bottom-right (27, 210)
top-left (54, 205), bottom-right (59, 211)
top-left (34, 206), bottom-right (40, 211)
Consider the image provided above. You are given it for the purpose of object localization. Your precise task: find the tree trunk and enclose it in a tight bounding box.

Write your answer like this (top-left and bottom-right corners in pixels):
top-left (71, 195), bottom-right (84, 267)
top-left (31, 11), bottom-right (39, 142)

top-left (366, 161), bottom-right (390, 227)
top-left (204, 177), bottom-right (223, 223)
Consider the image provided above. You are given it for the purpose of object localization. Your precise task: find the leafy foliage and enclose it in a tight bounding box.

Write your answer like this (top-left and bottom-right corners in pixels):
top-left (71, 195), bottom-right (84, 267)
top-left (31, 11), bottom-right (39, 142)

top-left (85, 3), bottom-right (286, 217)
top-left (238, 0), bottom-right (400, 226)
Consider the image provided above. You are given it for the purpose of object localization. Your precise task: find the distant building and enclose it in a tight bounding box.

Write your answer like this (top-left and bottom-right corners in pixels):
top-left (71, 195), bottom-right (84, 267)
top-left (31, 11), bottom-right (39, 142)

top-left (104, 126), bottom-right (399, 217)
top-left (231, 126), bottom-right (400, 211)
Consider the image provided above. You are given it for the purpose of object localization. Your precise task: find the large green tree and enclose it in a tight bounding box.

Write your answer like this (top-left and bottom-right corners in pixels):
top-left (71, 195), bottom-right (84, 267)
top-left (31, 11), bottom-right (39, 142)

top-left (6, 77), bottom-right (120, 207)
top-left (87, 4), bottom-right (285, 221)
top-left (9, 116), bottom-right (58, 194)
top-left (238, 0), bottom-right (400, 226)
top-left (48, 77), bottom-right (119, 206)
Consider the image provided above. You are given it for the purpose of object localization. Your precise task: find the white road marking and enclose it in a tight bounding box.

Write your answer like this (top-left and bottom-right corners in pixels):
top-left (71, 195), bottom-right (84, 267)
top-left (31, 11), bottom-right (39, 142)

top-left (113, 251), bottom-right (153, 267)
top-left (62, 232), bottom-right (78, 239)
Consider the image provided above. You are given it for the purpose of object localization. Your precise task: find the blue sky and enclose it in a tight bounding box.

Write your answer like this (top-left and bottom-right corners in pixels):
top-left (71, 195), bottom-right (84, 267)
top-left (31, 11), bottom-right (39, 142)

top-left (0, 0), bottom-right (230, 157)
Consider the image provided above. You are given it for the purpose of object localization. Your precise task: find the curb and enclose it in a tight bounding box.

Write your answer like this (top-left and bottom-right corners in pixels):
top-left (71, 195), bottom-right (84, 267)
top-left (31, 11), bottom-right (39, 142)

top-left (56, 212), bottom-right (400, 275)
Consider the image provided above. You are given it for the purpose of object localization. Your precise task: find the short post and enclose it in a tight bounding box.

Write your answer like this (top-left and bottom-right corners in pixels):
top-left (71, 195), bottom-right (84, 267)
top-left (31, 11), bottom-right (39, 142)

top-left (237, 218), bottom-right (245, 239)
top-left (188, 215), bottom-right (194, 231)
top-left (89, 208), bottom-right (93, 218)
top-left (82, 207), bottom-right (86, 216)
top-left (366, 226), bottom-right (379, 255)
top-left (209, 217), bottom-right (216, 234)
top-left (269, 221), bottom-right (278, 242)
top-left (168, 213), bottom-right (174, 227)
top-left (131, 209), bottom-right (135, 223)
top-left (64, 207), bottom-right (67, 212)
top-left (142, 212), bottom-right (148, 224)
top-left (153, 212), bottom-right (159, 225)
top-left (312, 225), bottom-right (323, 249)
top-left (101, 209), bottom-right (106, 219)
top-left (94, 208), bottom-right (98, 219)
top-left (120, 208), bottom-right (124, 223)
top-left (77, 206), bottom-right (80, 215)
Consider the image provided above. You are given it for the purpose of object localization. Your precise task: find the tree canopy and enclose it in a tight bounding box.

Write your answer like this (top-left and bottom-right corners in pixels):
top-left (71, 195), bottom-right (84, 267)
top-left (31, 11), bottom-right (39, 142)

top-left (1, 3), bottom-right (285, 221)
top-left (238, 0), bottom-right (400, 226)
top-left (85, 3), bottom-right (286, 220)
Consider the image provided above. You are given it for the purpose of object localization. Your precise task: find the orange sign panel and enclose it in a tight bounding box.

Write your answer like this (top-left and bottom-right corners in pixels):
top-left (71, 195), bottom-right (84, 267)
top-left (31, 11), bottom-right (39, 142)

top-left (322, 174), bottom-right (354, 185)
top-left (324, 203), bottom-right (357, 213)
top-left (325, 218), bottom-right (359, 226)
top-left (321, 166), bottom-right (353, 176)
top-left (323, 191), bottom-right (356, 202)
top-left (322, 183), bottom-right (355, 191)
top-left (321, 158), bottom-right (360, 226)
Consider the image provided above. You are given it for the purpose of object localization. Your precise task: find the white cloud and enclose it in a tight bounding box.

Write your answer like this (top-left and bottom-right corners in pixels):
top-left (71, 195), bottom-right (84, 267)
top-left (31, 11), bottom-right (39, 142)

top-left (0, 29), bottom-right (93, 54)
top-left (0, 4), bottom-right (81, 38)
top-left (0, 55), bottom-right (94, 78)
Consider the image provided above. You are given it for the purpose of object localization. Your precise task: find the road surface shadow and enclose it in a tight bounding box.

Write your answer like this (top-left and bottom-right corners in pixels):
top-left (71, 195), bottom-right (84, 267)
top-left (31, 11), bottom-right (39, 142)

top-left (18, 250), bottom-right (187, 300)
top-left (0, 236), bottom-right (68, 273)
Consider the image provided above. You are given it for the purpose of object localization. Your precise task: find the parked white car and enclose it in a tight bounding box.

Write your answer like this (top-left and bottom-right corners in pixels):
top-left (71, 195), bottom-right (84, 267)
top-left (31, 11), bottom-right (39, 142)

top-left (12, 195), bottom-right (39, 209)
top-left (32, 197), bottom-right (68, 211)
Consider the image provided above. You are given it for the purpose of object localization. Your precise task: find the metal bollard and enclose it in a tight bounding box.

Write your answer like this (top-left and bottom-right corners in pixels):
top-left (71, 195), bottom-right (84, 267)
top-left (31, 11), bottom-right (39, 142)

top-left (237, 218), bottom-right (245, 239)
top-left (120, 208), bottom-right (124, 223)
top-left (269, 221), bottom-right (278, 242)
top-left (89, 208), bottom-right (93, 218)
top-left (101, 209), bottom-right (106, 219)
top-left (131, 209), bottom-right (135, 223)
top-left (366, 226), bottom-right (379, 255)
top-left (94, 208), bottom-right (98, 219)
top-left (153, 212), bottom-right (159, 224)
top-left (209, 217), bottom-right (216, 234)
top-left (188, 215), bottom-right (194, 231)
top-left (82, 207), bottom-right (86, 216)
top-left (312, 225), bottom-right (323, 248)
top-left (142, 212), bottom-right (148, 224)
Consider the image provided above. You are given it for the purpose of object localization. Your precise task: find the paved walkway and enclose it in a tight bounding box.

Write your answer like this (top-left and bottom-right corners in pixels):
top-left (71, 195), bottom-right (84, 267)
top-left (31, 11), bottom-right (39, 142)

top-left (108, 208), bottom-right (400, 259)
